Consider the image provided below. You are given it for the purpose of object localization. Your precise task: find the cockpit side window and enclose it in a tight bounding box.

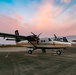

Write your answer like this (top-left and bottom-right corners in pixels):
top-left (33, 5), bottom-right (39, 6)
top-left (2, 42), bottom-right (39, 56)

top-left (48, 38), bottom-right (51, 41)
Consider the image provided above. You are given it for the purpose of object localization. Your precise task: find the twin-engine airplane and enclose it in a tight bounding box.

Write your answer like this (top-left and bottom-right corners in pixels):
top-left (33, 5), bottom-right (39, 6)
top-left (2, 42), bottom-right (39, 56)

top-left (0, 30), bottom-right (71, 55)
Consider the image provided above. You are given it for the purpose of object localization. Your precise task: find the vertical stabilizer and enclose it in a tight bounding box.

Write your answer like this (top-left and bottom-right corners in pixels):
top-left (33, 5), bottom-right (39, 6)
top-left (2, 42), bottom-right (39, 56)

top-left (15, 30), bottom-right (20, 43)
top-left (15, 30), bottom-right (19, 36)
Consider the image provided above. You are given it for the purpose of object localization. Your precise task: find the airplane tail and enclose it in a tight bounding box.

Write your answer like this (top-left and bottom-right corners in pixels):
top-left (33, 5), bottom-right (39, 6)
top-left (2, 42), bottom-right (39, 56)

top-left (15, 30), bottom-right (21, 43)
top-left (15, 30), bottom-right (19, 36)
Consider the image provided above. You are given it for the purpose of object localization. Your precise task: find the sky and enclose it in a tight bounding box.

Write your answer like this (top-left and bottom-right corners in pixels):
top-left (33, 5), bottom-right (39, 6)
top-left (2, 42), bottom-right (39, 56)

top-left (0, 0), bottom-right (76, 44)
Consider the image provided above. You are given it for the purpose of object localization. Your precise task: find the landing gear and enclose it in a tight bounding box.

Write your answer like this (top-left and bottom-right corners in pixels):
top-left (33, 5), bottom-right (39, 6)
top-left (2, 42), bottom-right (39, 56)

top-left (28, 47), bottom-right (36, 54)
top-left (28, 50), bottom-right (32, 54)
top-left (56, 50), bottom-right (61, 55)
top-left (42, 49), bottom-right (46, 53)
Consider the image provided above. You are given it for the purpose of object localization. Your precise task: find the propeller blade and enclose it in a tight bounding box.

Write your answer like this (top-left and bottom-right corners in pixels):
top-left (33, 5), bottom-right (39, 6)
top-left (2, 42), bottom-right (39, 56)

top-left (54, 34), bottom-right (57, 38)
top-left (31, 32), bottom-right (36, 36)
top-left (38, 33), bottom-right (42, 37)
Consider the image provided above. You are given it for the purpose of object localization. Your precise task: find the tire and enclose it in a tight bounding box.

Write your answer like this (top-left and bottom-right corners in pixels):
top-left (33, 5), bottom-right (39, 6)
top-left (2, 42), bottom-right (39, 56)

top-left (56, 50), bottom-right (61, 55)
top-left (28, 50), bottom-right (32, 54)
top-left (42, 49), bottom-right (46, 53)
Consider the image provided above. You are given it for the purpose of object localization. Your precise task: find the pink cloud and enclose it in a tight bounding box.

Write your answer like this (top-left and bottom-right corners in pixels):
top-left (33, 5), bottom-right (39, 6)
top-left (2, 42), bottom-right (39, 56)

top-left (23, 1), bottom-right (65, 36)
top-left (0, 14), bottom-right (25, 34)
top-left (24, 1), bottom-right (76, 36)
top-left (0, 1), bottom-right (76, 37)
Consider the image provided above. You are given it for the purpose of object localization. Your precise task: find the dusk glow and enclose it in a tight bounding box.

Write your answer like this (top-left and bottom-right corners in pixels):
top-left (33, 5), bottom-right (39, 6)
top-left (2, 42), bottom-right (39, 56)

top-left (0, 0), bottom-right (76, 37)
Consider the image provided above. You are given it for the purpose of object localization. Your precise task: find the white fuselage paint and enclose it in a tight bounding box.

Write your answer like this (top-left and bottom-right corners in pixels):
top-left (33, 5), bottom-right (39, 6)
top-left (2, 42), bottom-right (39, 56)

top-left (18, 37), bottom-right (71, 48)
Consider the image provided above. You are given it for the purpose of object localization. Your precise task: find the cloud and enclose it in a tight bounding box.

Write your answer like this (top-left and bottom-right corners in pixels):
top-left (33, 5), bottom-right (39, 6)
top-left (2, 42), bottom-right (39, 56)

top-left (22, 1), bottom-right (65, 36)
top-left (0, 14), bottom-right (25, 34)
top-left (61, 0), bottom-right (71, 3)
top-left (0, 0), bottom-right (76, 37)
top-left (23, 1), bottom-right (76, 36)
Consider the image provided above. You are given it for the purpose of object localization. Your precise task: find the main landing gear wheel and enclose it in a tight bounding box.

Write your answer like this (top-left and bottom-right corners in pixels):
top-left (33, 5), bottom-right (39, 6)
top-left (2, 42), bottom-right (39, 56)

top-left (42, 49), bottom-right (46, 53)
top-left (56, 50), bottom-right (61, 55)
top-left (28, 50), bottom-right (32, 54)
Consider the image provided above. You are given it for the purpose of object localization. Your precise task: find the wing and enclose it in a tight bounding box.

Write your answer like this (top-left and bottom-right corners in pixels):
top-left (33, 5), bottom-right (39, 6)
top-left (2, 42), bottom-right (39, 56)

top-left (0, 30), bottom-right (27, 42)
top-left (0, 32), bottom-right (19, 38)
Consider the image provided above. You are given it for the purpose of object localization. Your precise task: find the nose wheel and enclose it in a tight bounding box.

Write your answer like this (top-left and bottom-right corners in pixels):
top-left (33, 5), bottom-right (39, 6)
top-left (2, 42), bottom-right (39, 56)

top-left (42, 49), bottom-right (46, 53)
top-left (56, 50), bottom-right (61, 55)
top-left (28, 50), bottom-right (32, 54)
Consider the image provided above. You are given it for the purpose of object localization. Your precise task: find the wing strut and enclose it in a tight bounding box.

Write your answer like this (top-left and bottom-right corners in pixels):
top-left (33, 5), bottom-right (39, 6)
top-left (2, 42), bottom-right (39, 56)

top-left (28, 41), bottom-right (37, 48)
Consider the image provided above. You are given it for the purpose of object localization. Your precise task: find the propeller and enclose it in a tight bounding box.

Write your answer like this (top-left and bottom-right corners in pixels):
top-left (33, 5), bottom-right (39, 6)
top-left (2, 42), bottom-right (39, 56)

top-left (54, 34), bottom-right (62, 41)
top-left (54, 34), bottom-right (58, 41)
top-left (31, 32), bottom-right (42, 44)
top-left (38, 33), bottom-right (42, 37)
top-left (31, 32), bottom-right (38, 40)
top-left (31, 32), bottom-right (42, 39)
top-left (31, 32), bottom-right (36, 36)
top-left (54, 34), bottom-right (57, 39)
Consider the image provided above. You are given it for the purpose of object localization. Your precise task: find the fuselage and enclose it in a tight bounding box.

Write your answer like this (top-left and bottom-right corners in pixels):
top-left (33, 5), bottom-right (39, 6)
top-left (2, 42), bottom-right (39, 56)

top-left (17, 37), bottom-right (71, 48)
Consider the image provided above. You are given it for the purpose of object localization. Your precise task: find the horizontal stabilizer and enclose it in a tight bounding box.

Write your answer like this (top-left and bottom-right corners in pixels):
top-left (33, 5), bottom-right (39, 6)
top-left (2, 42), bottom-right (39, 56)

top-left (6, 38), bottom-right (15, 41)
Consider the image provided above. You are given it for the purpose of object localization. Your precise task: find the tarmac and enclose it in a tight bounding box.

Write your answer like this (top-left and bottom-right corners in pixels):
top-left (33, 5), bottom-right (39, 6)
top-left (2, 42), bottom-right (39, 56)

top-left (0, 47), bottom-right (76, 75)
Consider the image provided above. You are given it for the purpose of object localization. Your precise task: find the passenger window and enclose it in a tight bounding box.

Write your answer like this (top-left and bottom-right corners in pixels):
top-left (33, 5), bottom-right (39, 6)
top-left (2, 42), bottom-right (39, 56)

top-left (41, 40), bottom-right (45, 42)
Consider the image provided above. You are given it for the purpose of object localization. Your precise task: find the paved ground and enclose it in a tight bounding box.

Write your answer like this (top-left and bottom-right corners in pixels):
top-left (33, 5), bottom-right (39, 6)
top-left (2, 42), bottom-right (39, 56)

top-left (0, 47), bottom-right (76, 75)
